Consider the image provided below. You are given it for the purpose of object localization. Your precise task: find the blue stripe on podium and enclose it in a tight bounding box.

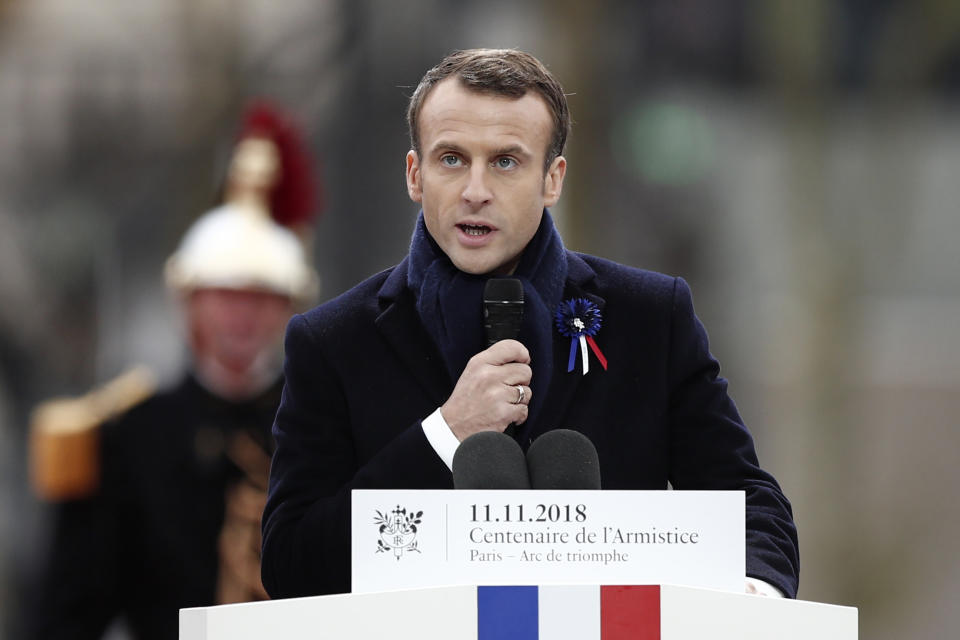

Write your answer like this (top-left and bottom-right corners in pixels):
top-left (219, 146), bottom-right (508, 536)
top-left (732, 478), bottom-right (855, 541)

top-left (478, 586), bottom-right (539, 639)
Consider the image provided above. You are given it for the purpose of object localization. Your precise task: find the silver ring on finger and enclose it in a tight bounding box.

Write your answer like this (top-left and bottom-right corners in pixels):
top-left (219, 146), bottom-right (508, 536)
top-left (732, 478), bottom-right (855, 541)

top-left (513, 385), bottom-right (525, 405)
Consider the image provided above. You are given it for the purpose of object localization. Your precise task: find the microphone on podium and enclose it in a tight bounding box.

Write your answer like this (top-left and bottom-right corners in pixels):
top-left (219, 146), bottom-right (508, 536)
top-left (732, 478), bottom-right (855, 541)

top-left (526, 429), bottom-right (601, 490)
top-left (452, 431), bottom-right (531, 489)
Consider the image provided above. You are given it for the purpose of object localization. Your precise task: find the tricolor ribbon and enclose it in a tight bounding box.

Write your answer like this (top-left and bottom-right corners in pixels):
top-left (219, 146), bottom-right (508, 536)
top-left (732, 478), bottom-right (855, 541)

top-left (554, 298), bottom-right (608, 375)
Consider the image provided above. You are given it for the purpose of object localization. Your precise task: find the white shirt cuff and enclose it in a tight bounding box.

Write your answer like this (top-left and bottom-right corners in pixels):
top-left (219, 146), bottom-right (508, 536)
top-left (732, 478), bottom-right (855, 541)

top-left (421, 407), bottom-right (460, 471)
top-left (745, 577), bottom-right (785, 598)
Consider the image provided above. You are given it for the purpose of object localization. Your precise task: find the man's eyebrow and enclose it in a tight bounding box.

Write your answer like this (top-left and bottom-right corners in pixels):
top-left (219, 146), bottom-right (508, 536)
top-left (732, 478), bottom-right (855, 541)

top-left (428, 140), bottom-right (467, 156)
top-left (491, 144), bottom-right (531, 158)
top-left (427, 141), bottom-right (533, 159)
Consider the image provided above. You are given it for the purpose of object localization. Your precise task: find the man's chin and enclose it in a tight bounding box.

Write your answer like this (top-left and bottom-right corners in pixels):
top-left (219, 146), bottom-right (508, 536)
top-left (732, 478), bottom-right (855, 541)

top-left (450, 254), bottom-right (520, 277)
top-left (194, 349), bottom-right (282, 400)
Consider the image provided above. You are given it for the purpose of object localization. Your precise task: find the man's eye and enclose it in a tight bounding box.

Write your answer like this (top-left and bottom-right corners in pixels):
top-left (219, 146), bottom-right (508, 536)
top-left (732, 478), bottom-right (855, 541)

top-left (441, 155), bottom-right (461, 167)
top-left (495, 157), bottom-right (517, 169)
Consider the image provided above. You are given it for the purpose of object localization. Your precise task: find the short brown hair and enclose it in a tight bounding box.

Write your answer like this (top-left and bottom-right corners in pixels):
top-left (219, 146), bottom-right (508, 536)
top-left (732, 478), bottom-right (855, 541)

top-left (407, 49), bottom-right (571, 170)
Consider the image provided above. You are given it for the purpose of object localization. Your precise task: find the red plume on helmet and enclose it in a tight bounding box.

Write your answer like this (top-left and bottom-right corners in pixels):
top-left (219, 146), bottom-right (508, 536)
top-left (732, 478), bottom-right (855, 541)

top-left (236, 101), bottom-right (322, 228)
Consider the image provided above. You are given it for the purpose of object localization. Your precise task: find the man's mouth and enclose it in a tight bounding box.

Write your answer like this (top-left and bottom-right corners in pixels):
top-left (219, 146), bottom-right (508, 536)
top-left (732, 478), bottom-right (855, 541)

top-left (458, 223), bottom-right (492, 237)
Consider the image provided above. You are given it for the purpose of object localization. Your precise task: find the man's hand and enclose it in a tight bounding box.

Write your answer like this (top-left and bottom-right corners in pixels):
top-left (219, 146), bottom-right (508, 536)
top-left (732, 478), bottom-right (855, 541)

top-left (441, 340), bottom-right (532, 441)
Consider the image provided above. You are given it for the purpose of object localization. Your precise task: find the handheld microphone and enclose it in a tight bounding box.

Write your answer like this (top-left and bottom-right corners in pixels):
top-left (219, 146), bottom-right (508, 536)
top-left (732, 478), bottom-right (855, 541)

top-left (526, 429), bottom-right (601, 490)
top-left (483, 278), bottom-right (525, 439)
top-left (483, 278), bottom-right (524, 347)
top-left (452, 431), bottom-right (531, 489)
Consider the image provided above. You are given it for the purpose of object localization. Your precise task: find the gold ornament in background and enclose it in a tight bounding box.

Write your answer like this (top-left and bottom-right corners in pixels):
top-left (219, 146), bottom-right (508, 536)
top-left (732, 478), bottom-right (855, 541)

top-left (29, 366), bottom-right (156, 501)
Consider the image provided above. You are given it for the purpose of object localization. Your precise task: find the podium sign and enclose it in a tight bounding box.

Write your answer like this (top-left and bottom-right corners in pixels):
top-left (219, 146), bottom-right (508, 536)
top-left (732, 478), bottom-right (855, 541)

top-left (351, 490), bottom-right (744, 594)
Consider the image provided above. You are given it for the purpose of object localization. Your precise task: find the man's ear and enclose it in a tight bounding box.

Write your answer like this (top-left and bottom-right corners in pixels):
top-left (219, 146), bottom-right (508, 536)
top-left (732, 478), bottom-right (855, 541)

top-left (543, 155), bottom-right (567, 207)
top-left (406, 150), bottom-right (422, 203)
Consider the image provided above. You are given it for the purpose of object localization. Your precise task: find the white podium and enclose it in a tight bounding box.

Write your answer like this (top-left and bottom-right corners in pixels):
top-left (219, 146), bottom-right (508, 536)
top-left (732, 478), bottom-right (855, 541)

top-left (180, 584), bottom-right (857, 639)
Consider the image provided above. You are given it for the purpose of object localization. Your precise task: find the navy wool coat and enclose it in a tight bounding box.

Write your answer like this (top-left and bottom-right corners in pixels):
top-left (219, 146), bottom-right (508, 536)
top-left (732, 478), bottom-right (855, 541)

top-left (261, 251), bottom-right (799, 599)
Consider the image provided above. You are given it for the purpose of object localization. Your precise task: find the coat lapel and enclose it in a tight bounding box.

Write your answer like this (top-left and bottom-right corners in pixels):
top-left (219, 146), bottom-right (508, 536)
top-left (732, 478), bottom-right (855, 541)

top-left (521, 253), bottom-right (605, 444)
top-left (374, 260), bottom-right (452, 407)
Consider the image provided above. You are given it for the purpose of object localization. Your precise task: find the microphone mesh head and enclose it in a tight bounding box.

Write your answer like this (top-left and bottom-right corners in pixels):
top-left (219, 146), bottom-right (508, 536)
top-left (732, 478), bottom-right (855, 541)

top-left (526, 429), bottom-right (601, 490)
top-left (483, 277), bottom-right (524, 303)
top-left (453, 431), bottom-right (531, 489)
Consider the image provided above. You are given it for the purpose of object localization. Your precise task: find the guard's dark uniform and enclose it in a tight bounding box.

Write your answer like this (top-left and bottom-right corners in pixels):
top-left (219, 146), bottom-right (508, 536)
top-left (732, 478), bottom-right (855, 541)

top-left (33, 374), bottom-right (280, 640)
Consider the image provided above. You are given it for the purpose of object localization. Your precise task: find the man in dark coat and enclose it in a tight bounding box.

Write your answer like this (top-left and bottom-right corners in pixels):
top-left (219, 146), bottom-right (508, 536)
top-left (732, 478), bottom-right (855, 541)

top-left (261, 49), bottom-right (799, 601)
top-left (31, 104), bottom-right (319, 639)
top-left (34, 369), bottom-right (283, 640)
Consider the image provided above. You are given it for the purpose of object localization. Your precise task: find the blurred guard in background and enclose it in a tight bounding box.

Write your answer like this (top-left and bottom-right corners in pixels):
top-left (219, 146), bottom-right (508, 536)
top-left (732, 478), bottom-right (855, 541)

top-left (29, 103), bottom-right (321, 640)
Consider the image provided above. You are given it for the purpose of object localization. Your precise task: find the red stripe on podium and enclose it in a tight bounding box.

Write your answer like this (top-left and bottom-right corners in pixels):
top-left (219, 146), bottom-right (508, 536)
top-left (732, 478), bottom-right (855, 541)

top-left (600, 585), bottom-right (660, 640)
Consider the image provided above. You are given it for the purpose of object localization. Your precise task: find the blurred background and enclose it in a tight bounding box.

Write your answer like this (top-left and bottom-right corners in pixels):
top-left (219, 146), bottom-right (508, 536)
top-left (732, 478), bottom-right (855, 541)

top-left (1, 0), bottom-right (958, 637)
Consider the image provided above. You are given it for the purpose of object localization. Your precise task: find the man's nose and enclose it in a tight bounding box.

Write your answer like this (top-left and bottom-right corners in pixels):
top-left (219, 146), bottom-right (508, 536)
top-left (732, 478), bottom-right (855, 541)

top-left (461, 164), bottom-right (492, 206)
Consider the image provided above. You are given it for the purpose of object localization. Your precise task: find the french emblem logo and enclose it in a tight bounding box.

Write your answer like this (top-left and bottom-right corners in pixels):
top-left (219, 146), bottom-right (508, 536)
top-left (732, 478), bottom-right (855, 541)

top-left (374, 505), bottom-right (422, 559)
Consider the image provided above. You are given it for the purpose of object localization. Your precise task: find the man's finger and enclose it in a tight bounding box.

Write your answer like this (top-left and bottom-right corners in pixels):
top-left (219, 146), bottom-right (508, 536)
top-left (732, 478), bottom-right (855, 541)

top-left (475, 339), bottom-right (530, 365)
top-left (499, 362), bottom-right (532, 386)
top-left (511, 403), bottom-right (529, 425)
top-left (505, 384), bottom-right (532, 406)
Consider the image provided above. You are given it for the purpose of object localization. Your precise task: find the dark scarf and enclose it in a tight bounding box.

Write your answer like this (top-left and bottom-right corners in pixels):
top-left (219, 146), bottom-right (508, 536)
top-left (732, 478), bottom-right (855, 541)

top-left (406, 210), bottom-right (568, 436)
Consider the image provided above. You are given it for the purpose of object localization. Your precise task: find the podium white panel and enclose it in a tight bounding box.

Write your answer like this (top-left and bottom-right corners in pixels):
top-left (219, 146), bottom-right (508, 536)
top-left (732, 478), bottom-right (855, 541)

top-left (660, 585), bottom-right (857, 640)
top-left (538, 585), bottom-right (600, 639)
top-left (180, 586), bottom-right (478, 640)
top-left (180, 584), bottom-right (857, 640)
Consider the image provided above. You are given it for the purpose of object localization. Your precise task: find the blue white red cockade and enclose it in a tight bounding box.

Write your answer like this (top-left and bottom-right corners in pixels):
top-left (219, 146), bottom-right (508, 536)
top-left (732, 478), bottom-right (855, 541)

top-left (554, 298), bottom-right (608, 375)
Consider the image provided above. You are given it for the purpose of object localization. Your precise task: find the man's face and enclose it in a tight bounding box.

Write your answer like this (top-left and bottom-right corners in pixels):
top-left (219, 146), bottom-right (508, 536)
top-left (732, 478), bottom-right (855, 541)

top-left (187, 287), bottom-right (292, 376)
top-left (405, 78), bottom-right (566, 275)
